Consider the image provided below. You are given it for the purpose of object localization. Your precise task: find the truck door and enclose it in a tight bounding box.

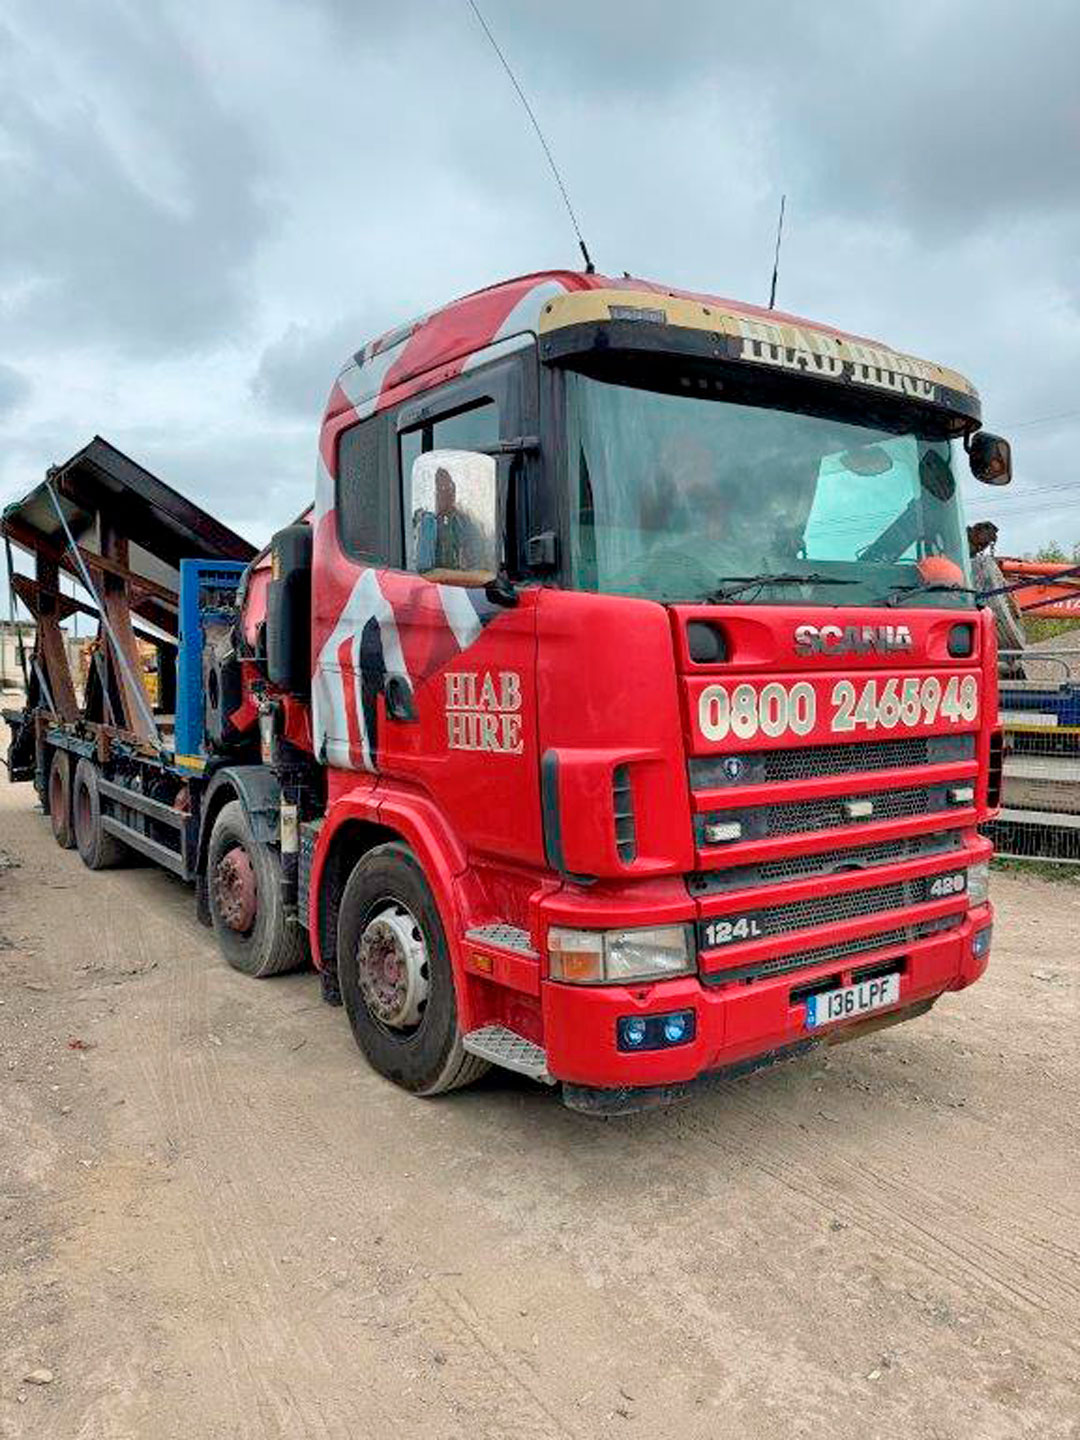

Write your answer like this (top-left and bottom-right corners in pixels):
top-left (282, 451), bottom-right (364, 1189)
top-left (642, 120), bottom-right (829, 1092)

top-left (317, 349), bottom-right (544, 869)
top-left (386, 357), bottom-right (542, 867)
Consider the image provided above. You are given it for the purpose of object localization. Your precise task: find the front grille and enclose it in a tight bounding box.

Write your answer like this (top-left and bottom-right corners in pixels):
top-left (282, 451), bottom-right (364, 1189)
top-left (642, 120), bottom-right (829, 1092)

top-left (698, 873), bottom-right (963, 952)
top-left (689, 734), bottom-right (975, 790)
top-left (765, 738), bottom-right (930, 781)
top-left (752, 879), bottom-right (907, 935)
top-left (697, 778), bottom-right (966, 845)
top-left (689, 831), bottom-right (963, 895)
top-left (767, 786), bottom-right (930, 835)
top-left (701, 916), bottom-right (963, 986)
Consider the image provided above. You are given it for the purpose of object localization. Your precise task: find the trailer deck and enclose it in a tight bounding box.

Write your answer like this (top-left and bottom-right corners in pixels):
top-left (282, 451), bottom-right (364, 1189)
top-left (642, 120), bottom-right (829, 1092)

top-left (2, 437), bottom-right (256, 871)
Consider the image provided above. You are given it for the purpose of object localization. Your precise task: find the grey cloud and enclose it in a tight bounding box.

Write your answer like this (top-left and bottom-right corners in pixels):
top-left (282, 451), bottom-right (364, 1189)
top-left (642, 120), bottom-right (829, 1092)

top-left (314, 0), bottom-right (1080, 243)
top-left (314, 0), bottom-right (809, 96)
top-left (0, 4), bottom-right (268, 356)
top-left (122, 424), bottom-right (312, 543)
top-left (0, 363), bottom-right (30, 420)
top-left (252, 312), bottom-right (395, 422)
top-left (771, 3), bottom-right (1080, 240)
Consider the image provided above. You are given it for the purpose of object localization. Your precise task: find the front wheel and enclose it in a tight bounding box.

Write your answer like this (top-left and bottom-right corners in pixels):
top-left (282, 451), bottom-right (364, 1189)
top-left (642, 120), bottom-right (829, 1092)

top-left (337, 843), bottom-right (488, 1095)
top-left (206, 800), bottom-right (307, 977)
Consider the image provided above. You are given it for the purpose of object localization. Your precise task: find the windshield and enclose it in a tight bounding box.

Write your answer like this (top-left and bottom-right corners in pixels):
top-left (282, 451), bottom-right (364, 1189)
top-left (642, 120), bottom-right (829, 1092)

top-left (564, 369), bottom-right (974, 608)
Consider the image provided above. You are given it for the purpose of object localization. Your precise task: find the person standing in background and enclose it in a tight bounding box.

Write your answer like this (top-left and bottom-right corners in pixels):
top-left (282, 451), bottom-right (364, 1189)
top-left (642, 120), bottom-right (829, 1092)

top-left (968, 521), bottom-right (1026, 675)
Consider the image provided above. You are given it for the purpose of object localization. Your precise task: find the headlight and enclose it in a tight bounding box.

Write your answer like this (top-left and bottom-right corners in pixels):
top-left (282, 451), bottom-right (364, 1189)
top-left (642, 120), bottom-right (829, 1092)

top-left (548, 924), bottom-right (693, 984)
top-left (968, 861), bottom-right (990, 907)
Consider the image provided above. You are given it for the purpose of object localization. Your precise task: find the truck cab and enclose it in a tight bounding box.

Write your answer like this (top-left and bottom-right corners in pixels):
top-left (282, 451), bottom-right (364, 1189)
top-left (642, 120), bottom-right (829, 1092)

top-left (276, 271), bottom-right (1004, 1111)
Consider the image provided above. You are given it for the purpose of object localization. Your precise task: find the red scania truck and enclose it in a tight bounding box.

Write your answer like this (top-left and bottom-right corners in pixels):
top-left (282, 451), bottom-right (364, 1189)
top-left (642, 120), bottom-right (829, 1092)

top-left (3, 271), bottom-right (1011, 1113)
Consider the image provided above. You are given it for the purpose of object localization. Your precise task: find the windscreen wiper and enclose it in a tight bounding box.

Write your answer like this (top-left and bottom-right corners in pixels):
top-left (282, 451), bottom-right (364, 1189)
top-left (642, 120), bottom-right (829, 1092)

top-left (885, 580), bottom-right (981, 607)
top-left (708, 573), bottom-right (859, 603)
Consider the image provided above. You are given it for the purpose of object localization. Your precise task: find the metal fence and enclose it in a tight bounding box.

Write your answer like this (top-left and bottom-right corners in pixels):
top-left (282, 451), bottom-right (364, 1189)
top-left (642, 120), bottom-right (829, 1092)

top-left (984, 647), bottom-right (1080, 864)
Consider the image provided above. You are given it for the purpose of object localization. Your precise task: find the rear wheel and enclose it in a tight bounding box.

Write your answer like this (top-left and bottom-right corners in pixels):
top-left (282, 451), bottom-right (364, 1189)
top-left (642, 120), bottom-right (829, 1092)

top-left (48, 751), bottom-right (75, 849)
top-left (73, 759), bottom-right (127, 869)
top-left (206, 800), bottom-right (307, 977)
top-left (337, 842), bottom-right (488, 1095)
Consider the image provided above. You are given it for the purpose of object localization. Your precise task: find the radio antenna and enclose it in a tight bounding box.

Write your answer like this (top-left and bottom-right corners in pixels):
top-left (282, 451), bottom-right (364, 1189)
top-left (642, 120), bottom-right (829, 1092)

top-left (767, 193), bottom-right (786, 310)
top-left (465, 0), bottom-right (596, 274)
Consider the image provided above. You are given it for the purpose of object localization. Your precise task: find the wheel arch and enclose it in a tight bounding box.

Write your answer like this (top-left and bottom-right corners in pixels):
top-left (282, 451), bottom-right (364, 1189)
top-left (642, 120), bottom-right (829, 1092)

top-left (196, 765), bottom-right (281, 876)
top-left (312, 815), bottom-right (398, 980)
top-left (310, 787), bottom-right (468, 985)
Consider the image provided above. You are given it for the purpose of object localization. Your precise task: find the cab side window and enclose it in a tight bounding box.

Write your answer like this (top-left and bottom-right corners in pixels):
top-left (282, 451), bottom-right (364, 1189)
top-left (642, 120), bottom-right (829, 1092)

top-left (337, 411), bottom-right (393, 563)
top-left (400, 399), bottom-right (499, 573)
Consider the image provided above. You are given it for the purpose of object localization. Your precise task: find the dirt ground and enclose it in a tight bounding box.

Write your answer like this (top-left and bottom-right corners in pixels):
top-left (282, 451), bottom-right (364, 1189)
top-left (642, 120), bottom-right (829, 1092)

top-left (1, 763), bottom-right (1079, 1440)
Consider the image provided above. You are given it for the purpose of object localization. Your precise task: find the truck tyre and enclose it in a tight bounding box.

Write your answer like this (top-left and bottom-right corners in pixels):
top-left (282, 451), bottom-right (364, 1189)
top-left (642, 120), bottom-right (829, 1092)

top-left (337, 842), bottom-right (489, 1096)
top-left (48, 751), bottom-right (75, 849)
top-left (207, 800), bottom-right (307, 978)
top-left (73, 759), bottom-right (127, 869)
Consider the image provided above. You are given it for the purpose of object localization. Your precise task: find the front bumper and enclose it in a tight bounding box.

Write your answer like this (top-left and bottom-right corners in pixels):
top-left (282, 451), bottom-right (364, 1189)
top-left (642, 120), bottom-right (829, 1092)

top-left (541, 903), bottom-right (992, 1092)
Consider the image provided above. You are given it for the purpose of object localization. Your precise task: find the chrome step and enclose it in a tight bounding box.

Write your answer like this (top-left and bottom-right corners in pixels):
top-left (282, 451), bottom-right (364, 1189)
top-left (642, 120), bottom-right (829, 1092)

top-left (462, 1025), bottom-right (554, 1084)
top-left (464, 922), bottom-right (537, 956)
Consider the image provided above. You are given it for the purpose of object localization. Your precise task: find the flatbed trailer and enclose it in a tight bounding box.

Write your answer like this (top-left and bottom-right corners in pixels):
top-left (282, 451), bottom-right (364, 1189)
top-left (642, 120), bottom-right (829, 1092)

top-left (2, 438), bottom-right (271, 916)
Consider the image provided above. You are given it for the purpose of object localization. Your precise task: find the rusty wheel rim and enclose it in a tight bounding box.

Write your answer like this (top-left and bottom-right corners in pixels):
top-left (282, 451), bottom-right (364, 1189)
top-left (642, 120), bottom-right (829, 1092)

top-left (356, 903), bottom-right (429, 1032)
top-left (213, 845), bottom-right (258, 934)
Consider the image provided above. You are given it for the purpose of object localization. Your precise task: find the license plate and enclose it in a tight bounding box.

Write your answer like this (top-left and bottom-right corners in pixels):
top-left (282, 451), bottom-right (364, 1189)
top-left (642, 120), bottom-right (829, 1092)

top-left (804, 972), bottom-right (900, 1028)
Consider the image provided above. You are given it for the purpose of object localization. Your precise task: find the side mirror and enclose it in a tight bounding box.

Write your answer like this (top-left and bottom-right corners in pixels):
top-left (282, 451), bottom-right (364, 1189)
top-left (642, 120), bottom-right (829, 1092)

top-left (408, 449), bottom-right (498, 585)
top-left (968, 431), bottom-right (1012, 486)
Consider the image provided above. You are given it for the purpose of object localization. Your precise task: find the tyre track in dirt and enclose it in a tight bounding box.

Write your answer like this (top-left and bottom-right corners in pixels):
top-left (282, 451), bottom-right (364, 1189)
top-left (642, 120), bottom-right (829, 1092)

top-left (109, 873), bottom-right (585, 1440)
top-left (136, 889), bottom-right (372, 1439)
top-left (673, 1103), bottom-right (1075, 1338)
top-left (434, 1055), bottom-right (1080, 1436)
top-left (4, 845), bottom-right (365, 1440)
top-left (673, 1076), bottom-right (1080, 1328)
top-left (3, 778), bottom-right (1080, 1439)
top-left (218, 1039), bottom-right (592, 1440)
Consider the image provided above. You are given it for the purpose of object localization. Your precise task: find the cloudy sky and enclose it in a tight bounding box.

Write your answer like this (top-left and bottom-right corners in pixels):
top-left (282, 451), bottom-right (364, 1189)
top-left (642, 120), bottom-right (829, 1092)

top-left (2, 0), bottom-right (1079, 565)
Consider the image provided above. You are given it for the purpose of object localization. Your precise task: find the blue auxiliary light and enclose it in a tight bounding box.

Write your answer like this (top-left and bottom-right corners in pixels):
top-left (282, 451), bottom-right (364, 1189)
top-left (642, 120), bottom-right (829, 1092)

top-left (616, 1010), bottom-right (697, 1053)
top-left (972, 925), bottom-right (993, 959)
top-left (663, 1013), bottom-right (690, 1044)
top-left (621, 1018), bottom-right (648, 1048)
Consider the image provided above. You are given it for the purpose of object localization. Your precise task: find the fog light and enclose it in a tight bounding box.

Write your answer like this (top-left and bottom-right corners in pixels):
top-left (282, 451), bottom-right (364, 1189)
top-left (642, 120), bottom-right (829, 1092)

top-left (972, 925), bottom-right (992, 959)
top-left (663, 1013), bottom-right (690, 1044)
top-left (704, 820), bottom-right (742, 844)
top-left (948, 785), bottom-right (975, 805)
top-left (621, 1017), bottom-right (648, 1048)
top-left (616, 1010), bottom-right (697, 1052)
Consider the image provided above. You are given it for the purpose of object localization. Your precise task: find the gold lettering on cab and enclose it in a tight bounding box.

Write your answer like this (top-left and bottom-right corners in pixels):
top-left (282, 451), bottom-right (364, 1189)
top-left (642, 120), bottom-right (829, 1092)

top-left (444, 671), bottom-right (524, 754)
